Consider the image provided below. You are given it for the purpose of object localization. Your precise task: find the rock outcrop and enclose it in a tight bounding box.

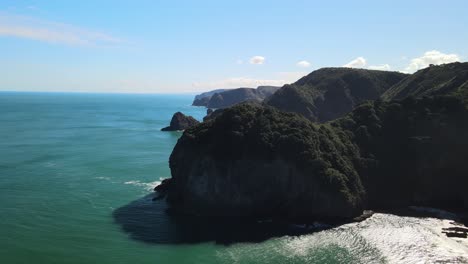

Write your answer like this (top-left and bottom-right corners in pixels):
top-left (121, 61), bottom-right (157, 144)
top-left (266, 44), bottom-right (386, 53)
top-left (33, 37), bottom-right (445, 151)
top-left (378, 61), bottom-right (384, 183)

top-left (161, 112), bottom-right (200, 131)
top-left (166, 103), bottom-right (365, 220)
top-left (162, 94), bottom-right (468, 220)
top-left (266, 68), bottom-right (408, 122)
top-left (158, 63), bottom-right (468, 222)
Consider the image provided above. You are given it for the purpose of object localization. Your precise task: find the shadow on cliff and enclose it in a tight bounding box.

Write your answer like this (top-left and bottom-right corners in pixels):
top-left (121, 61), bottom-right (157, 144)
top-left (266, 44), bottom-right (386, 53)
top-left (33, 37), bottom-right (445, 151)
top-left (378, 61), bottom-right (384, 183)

top-left (112, 193), bottom-right (322, 245)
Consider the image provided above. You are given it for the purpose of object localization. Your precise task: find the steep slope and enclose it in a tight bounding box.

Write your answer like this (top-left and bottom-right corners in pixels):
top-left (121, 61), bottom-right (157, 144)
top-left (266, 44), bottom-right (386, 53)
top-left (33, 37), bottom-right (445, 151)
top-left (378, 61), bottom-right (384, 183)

top-left (207, 88), bottom-right (259, 108)
top-left (192, 89), bottom-right (227, 106)
top-left (162, 94), bottom-right (468, 220)
top-left (336, 96), bottom-right (468, 208)
top-left (266, 68), bottom-right (408, 122)
top-left (161, 112), bottom-right (199, 131)
top-left (192, 86), bottom-right (280, 108)
top-left (166, 103), bottom-right (365, 219)
top-left (382, 62), bottom-right (468, 104)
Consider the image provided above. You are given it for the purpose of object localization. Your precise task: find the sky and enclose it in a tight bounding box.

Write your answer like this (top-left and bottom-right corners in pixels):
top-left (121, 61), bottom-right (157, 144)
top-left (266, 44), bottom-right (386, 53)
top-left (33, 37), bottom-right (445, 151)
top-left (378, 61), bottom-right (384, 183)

top-left (0, 0), bottom-right (467, 94)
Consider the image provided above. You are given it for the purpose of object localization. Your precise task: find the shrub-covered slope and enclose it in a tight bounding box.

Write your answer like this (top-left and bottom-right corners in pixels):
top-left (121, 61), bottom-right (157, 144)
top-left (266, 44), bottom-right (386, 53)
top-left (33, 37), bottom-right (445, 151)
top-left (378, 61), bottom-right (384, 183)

top-left (167, 103), bottom-right (365, 219)
top-left (266, 68), bottom-right (408, 122)
top-left (335, 96), bottom-right (468, 208)
top-left (382, 62), bottom-right (468, 103)
top-left (165, 95), bottom-right (468, 220)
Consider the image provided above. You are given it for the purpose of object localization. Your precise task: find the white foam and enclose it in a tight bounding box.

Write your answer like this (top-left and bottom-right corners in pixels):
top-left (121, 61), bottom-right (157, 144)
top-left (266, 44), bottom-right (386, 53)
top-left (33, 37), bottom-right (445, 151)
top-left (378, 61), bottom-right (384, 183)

top-left (215, 213), bottom-right (468, 263)
top-left (350, 213), bottom-right (468, 263)
top-left (95, 176), bottom-right (111, 180)
top-left (123, 179), bottom-right (163, 191)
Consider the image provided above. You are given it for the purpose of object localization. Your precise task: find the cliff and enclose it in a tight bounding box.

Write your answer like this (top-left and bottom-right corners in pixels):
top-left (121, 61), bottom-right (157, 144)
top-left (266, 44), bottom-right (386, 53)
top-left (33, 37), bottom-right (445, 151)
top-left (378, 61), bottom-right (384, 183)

top-left (192, 89), bottom-right (227, 106)
top-left (266, 68), bottom-right (408, 122)
top-left (166, 103), bottom-right (365, 220)
top-left (162, 94), bottom-right (468, 220)
top-left (192, 86), bottom-right (280, 108)
top-left (158, 64), bottom-right (468, 222)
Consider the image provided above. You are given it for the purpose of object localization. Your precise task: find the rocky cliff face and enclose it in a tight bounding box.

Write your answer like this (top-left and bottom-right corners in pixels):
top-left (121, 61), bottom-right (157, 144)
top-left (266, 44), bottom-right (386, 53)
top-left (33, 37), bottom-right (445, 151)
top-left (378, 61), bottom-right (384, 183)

top-left (192, 89), bottom-right (227, 106)
top-left (161, 112), bottom-right (200, 131)
top-left (159, 64), bottom-right (468, 222)
top-left (166, 103), bottom-right (365, 220)
top-left (162, 95), bottom-right (468, 220)
top-left (266, 68), bottom-right (408, 122)
top-left (192, 86), bottom-right (280, 109)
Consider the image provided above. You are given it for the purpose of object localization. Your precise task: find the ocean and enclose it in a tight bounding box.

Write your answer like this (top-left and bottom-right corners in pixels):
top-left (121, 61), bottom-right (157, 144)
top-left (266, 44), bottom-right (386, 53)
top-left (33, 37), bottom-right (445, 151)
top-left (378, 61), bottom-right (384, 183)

top-left (0, 92), bottom-right (467, 264)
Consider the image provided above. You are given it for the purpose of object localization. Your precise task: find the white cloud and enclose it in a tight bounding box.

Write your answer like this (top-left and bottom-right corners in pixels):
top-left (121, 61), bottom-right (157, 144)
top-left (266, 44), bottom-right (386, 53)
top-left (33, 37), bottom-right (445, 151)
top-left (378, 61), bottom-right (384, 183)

top-left (0, 13), bottom-right (122, 46)
top-left (368, 64), bottom-right (391, 71)
top-left (236, 59), bottom-right (243, 64)
top-left (404, 50), bottom-right (460, 73)
top-left (249, 56), bottom-right (265, 65)
top-left (343, 57), bottom-right (367, 68)
top-left (296, 60), bottom-right (311, 68)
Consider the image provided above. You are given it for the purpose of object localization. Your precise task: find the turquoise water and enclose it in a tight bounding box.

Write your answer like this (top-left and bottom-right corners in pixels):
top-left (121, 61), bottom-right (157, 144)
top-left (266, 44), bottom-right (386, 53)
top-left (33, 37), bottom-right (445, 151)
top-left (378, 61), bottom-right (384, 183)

top-left (1, 92), bottom-right (467, 264)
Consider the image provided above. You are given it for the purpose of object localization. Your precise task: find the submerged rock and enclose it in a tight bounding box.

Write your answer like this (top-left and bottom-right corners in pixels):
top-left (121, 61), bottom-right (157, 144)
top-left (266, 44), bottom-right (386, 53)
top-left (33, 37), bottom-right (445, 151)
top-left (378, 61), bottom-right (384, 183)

top-left (161, 112), bottom-right (199, 131)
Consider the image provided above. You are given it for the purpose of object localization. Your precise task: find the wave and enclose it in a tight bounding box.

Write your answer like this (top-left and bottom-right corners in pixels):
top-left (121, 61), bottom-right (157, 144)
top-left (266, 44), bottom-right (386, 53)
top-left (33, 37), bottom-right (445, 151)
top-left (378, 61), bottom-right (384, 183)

top-left (124, 179), bottom-right (163, 191)
top-left (216, 212), bottom-right (468, 264)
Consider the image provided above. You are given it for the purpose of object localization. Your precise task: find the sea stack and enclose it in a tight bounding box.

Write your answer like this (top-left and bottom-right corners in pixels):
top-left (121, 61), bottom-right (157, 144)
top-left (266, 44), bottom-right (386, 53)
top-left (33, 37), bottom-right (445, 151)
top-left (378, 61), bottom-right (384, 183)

top-left (161, 112), bottom-right (200, 131)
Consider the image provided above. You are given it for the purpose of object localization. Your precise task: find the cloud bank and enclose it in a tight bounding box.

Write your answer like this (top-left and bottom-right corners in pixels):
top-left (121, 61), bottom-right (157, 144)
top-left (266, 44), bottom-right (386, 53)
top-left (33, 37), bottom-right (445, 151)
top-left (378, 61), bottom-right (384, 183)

top-left (404, 50), bottom-right (460, 73)
top-left (0, 13), bottom-right (122, 46)
top-left (343, 57), bottom-right (367, 68)
top-left (296, 60), bottom-right (311, 68)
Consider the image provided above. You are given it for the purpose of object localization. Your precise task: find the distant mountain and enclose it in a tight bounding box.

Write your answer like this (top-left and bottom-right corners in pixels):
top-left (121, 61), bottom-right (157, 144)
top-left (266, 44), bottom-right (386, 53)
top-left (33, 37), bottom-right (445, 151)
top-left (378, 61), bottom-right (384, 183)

top-left (192, 89), bottom-right (228, 106)
top-left (266, 68), bottom-right (408, 122)
top-left (192, 86), bottom-right (280, 108)
top-left (382, 62), bottom-right (468, 104)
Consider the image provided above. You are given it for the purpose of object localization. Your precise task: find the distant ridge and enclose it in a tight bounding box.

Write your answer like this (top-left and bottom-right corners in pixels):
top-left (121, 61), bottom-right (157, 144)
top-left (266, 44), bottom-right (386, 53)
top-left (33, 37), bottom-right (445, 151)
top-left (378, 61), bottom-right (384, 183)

top-left (192, 86), bottom-right (280, 108)
top-left (266, 67), bottom-right (408, 122)
top-left (382, 62), bottom-right (468, 104)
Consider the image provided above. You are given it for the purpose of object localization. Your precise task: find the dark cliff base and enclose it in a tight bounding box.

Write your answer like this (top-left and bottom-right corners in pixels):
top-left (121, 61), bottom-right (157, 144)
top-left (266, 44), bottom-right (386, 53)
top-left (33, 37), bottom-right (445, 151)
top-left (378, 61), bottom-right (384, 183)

top-left (115, 190), bottom-right (467, 245)
top-left (114, 193), bottom-right (341, 245)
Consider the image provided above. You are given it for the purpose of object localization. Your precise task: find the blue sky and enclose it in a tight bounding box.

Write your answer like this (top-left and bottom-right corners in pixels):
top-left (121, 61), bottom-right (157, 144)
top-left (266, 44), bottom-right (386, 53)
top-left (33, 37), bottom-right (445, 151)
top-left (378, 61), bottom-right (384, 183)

top-left (0, 0), bottom-right (467, 93)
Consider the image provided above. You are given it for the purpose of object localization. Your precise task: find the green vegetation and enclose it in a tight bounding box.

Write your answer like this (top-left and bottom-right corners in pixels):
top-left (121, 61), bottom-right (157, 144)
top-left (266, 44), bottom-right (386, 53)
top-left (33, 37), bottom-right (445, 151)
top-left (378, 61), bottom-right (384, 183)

top-left (266, 68), bottom-right (408, 122)
top-left (170, 103), bottom-right (365, 218)
top-left (167, 63), bottom-right (468, 219)
top-left (382, 62), bottom-right (468, 103)
top-left (334, 95), bottom-right (468, 207)
top-left (169, 94), bottom-right (468, 217)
